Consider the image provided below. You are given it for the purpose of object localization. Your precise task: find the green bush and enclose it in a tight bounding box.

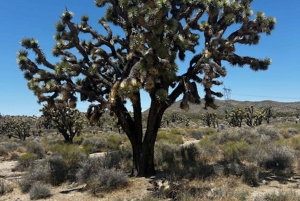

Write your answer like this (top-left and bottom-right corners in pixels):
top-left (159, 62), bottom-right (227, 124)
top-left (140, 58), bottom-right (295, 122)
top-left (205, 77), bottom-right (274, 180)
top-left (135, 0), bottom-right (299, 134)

top-left (222, 141), bottom-right (250, 161)
top-left (17, 153), bottom-right (38, 170)
top-left (106, 134), bottom-right (122, 150)
top-left (157, 130), bottom-right (183, 145)
top-left (29, 182), bottom-right (51, 200)
top-left (48, 155), bottom-right (68, 185)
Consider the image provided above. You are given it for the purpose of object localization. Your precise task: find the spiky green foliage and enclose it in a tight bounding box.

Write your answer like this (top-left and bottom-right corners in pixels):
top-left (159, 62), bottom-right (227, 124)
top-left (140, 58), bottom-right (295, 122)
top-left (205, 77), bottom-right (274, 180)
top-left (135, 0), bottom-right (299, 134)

top-left (18, 1), bottom-right (275, 176)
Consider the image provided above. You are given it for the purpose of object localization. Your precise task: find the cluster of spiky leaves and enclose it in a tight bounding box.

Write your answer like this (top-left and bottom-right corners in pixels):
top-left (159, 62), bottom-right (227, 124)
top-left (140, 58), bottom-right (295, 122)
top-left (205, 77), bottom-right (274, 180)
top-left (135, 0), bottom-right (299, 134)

top-left (40, 99), bottom-right (85, 142)
top-left (18, 0), bottom-right (275, 121)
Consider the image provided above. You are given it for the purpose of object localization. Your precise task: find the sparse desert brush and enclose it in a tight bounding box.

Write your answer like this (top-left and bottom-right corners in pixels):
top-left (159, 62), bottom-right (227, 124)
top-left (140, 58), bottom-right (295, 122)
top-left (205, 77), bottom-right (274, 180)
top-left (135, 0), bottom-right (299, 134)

top-left (222, 141), bottom-right (250, 161)
top-left (47, 155), bottom-right (68, 185)
top-left (186, 127), bottom-right (217, 140)
top-left (19, 164), bottom-right (50, 193)
top-left (88, 168), bottom-right (128, 194)
top-left (106, 133), bottom-right (122, 150)
top-left (0, 146), bottom-right (8, 156)
top-left (0, 179), bottom-right (13, 195)
top-left (104, 148), bottom-right (132, 169)
top-left (256, 125), bottom-right (279, 140)
top-left (255, 190), bottom-right (300, 201)
top-left (155, 143), bottom-right (182, 171)
top-left (29, 182), bottom-right (51, 200)
top-left (260, 145), bottom-right (295, 174)
top-left (242, 165), bottom-right (259, 187)
top-left (26, 142), bottom-right (45, 159)
top-left (198, 136), bottom-right (220, 163)
top-left (169, 128), bottom-right (187, 136)
top-left (47, 144), bottom-right (87, 184)
top-left (17, 153), bottom-right (38, 170)
top-left (0, 142), bottom-right (20, 152)
top-left (157, 130), bottom-right (183, 145)
top-left (81, 136), bottom-right (106, 153)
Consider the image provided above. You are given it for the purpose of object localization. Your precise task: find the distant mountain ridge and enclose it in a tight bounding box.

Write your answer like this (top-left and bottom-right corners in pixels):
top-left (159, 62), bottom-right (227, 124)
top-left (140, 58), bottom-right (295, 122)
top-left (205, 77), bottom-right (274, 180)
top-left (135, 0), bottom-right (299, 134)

top-left (163, 99), bottom-right (300, 116)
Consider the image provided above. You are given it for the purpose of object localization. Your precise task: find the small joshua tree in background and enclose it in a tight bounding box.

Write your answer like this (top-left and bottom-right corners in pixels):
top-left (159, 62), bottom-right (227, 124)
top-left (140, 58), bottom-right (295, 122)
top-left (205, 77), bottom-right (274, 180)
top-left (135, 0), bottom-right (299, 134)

top-left (40, 100), bottom-right (84, 143)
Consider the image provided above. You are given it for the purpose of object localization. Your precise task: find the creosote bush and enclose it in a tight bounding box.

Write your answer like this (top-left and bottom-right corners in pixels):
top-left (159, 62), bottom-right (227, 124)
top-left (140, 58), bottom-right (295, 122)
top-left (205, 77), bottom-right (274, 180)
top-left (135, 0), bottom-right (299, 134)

top-left (76, 156), bottom-right (129, 194)
top-left (106, 133), bottom-right (122, 150)
top-left (19, 163), bottom-right (50, 193)
top-left (29, 182), bottom-right (51, 200)
top-left (17, 153), bottom-right (38, 170)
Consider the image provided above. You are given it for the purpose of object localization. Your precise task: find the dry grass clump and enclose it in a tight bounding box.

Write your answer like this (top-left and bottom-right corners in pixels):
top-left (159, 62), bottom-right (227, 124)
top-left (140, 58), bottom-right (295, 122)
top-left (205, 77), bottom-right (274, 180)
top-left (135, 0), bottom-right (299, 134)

top-left (254, 190), bottom-right (300, 201)
top-left (0, 179), bottom-right (13, 196)
top-left (106, 133), bottom-right (122, 150)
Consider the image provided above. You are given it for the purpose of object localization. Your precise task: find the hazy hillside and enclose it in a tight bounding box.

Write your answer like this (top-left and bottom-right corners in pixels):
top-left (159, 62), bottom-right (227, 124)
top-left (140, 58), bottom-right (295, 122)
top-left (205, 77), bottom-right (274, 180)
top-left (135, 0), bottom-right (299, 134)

top-left (163, 99), bottom-right (300, 117)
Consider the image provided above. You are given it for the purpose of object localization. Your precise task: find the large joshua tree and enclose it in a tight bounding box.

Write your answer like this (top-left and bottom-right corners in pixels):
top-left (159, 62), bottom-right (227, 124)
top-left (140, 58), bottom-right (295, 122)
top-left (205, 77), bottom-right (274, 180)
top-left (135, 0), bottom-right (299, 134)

top-left (17, 0), bottom-right (275, 176)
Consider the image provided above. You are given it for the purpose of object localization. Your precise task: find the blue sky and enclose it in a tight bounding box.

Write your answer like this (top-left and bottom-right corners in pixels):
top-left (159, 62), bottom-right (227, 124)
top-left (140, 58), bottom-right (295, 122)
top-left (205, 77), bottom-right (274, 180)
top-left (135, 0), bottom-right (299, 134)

top-left (1, 0), bottom-right (299, 116)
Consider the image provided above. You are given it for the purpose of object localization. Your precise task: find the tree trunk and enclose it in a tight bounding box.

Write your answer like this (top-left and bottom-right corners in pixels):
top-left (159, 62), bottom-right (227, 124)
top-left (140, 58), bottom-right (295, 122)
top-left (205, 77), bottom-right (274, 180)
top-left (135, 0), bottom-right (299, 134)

top-left (136, 100), bottom-right (166, 177)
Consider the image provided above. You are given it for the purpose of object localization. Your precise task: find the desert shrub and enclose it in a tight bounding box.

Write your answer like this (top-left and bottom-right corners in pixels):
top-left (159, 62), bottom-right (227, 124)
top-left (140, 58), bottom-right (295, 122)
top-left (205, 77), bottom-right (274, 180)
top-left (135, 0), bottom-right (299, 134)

top-left (106, 133), bottom-right (122, 150)
top-left (48, 155), bottom-right (68, 185)
top-left (19, 167), bottom-right (50, 194)
top-left (102, 148), bottom-right (132, 169)
top-left (48, 144), bottom-right (87, 182)
top-left (0, 179), bottom-right (13, 195)
top-left (260, 145), bottom-right (295, 174)
top-left (186, 127), bottom-right (216, 140)
top-left (0, 142), bottom-right (21, 151)
top-left (186, 129), bottom-right (204, 140)
top-left (26, 142), bottom-right (45, 159)
top-left (180, 144), bottom-right (199, 165)
top-left (198, 136), bottom-right (220, 163)
top-left (10, 152), bottom-right (19, 160)
top-left (256, 125), bottom-right (279, 141)
top-left (81, 136), bottom-right (106, 153)
top-left (0, 146), bottom-right (8, 156)
top-left (88, 168), bottom-right (128, 194)
top-left (29, 182), bottom-right (51, 200)
top-left (17, 153), bottom-right (38, 170)
top-left (76, 157), bottom-right (103, 183)
top-left (157, 130), bottom-right (183, 145)
top-left (242, 165), bottom-right (259, 187)
top-left (256, 191), bottom-right (300, 201)
top-left (18, 161), bottom-right (49, 193)
top-left (155, 143), bottom-right (181, 171)
top-left (222, 141), bottom-right (250, 161)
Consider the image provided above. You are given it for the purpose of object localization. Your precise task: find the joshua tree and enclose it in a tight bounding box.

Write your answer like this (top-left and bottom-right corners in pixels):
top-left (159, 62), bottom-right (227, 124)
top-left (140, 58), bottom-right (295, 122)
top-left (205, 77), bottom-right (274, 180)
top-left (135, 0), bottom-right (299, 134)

top-left (17, 0), bottom-right (275, 176)
top-left (40, 100), bottom-right (85, 143)
top-left (202, 112), bottom-right (218, 128)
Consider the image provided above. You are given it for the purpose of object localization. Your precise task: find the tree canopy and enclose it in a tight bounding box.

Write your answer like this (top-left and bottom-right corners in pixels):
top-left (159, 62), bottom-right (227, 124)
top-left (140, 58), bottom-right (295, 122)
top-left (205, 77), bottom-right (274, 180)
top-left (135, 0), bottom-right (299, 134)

top-left (17, 0), bottom-right (275, 176)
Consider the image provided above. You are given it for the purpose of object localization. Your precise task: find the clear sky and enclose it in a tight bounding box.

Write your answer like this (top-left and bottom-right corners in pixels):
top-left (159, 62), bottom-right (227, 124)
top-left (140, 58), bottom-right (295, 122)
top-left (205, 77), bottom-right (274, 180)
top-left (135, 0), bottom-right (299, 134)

top-left (1, 0), bottom-right (299, 116)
